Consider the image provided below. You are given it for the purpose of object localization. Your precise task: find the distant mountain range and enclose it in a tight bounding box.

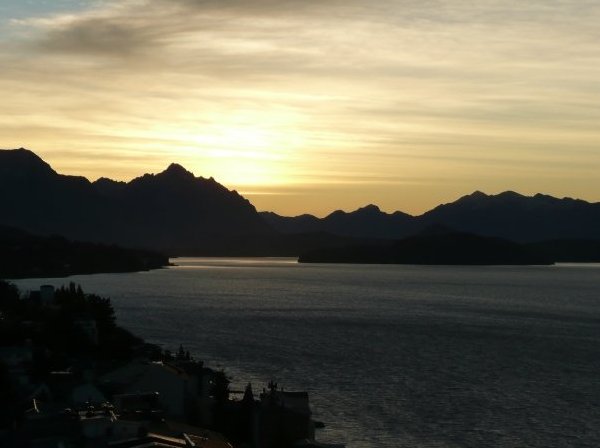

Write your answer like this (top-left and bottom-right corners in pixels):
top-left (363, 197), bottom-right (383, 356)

top-left (262, 191), bottom-right (600, 242)
top-left (1, 148), bottom-right (600, 259)
top-left (261, 204), bottom-right (416, 240)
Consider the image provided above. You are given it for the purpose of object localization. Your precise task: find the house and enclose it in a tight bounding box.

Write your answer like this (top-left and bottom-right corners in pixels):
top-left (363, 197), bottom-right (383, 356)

top-left (101, 359), bottom-right (220, 425)
top-left (256, 382), bottom-right (315, 448)
top-left (27, 285), bottom-right (56, 307)
top-left (79, 406), bottom-right (117, 440)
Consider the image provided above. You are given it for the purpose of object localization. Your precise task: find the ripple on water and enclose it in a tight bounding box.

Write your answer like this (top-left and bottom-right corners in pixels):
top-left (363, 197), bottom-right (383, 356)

top-left (14, 260), bottom-right (600, 448)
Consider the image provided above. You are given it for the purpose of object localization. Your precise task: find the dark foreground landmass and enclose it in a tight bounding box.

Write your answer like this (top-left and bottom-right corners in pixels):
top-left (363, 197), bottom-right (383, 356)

top-left (0, 225), bottom-right (169, 279)
top-left (298, 232), bottom-right (595, 265)
top-left (0, 281), bottom-right (337, 448)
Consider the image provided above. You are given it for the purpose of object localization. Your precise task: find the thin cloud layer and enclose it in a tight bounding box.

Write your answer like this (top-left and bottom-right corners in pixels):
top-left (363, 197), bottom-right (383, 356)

top-left (1, 0), bottom-right (600, 215)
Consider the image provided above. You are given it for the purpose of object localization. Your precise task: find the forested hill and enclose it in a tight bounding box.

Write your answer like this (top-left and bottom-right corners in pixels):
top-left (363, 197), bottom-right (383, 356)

top-left (0, 225), bottom-right (168, 279)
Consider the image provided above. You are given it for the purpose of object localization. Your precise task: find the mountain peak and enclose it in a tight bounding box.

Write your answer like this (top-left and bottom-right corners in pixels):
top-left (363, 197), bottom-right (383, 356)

top-left (467, 190), bottom-right (488, 199)
top-left (160, 163), bottom-right (194, 179)
top-left (356, 204), bottom-right (381, 214)
top-left (496, 190), bottom-right (525, 200)
top-left (0, 148), bottom-right (56, 177)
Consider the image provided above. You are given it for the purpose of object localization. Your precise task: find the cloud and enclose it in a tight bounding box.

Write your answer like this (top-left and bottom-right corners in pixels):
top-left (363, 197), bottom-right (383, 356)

top-left (13, 0), bottom-right (600, 77)
top-left (1, 0), bottom-right (600, 214)
top-left (42, 21), bottom-right (149, 57)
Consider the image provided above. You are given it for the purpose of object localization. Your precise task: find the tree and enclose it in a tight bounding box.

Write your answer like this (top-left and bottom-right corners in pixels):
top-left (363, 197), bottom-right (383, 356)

top-left (0, 280), bottom-right (20, 310)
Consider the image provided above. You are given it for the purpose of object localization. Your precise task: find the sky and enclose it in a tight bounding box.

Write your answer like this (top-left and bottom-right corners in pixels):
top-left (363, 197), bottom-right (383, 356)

top-left (1, 0), bottom-right (600, 216)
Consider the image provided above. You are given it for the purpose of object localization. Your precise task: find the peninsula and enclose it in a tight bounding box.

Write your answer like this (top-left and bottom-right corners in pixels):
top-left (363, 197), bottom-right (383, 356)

top-left (298, 231), bottom-right (554, 265)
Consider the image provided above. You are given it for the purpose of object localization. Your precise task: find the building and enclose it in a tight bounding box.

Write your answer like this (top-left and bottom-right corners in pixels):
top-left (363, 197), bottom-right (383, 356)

top-left (254, 382), bottom-right (316, 448)
top-left (100, 359), bottom-right (220, 425)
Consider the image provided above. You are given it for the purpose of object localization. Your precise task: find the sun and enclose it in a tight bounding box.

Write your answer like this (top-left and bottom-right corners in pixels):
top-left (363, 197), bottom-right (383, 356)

top-left (133, 108), bottom-right (306, 188)
top-left (170, 121), bottom-right (301, 187)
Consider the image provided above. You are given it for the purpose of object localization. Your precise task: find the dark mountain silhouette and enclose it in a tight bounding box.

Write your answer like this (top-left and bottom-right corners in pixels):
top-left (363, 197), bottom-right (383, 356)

top-left (419, 190), bottom-right (600, 242)
top-left (0, 225), bottom-right (168, 278)
top-left (263, 191), bottom-right (600, 243)
top-left (299, 232), bottom-right (553, 265)
top-left (260, 212), bottom-right (322, 234)
top-left (0, 148), bottom-right (273, 254)
top-left (261, 204), bottom-right (416, 239)
top-left (3, 148), bottom-right (600, 259)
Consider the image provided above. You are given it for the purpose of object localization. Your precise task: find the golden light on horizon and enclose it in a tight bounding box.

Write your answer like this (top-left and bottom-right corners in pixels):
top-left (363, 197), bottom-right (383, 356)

top-left (146, 108), bottom-right (309, 187)
top-left (1, 0), bottom-right (600, 216)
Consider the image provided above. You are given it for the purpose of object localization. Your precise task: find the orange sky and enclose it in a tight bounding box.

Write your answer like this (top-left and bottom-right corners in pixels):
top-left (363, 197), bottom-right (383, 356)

top-left (1, 0), bottom-right (600, 216)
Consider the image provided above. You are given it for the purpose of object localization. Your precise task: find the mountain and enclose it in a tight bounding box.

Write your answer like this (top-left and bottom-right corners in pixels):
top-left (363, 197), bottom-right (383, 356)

top-left (261, 204), bottom-right (417, 240)
top-left (260, 212), bottom-right (322, 235)
top-left (419, 190), bottom-right (600, 242)
top-left (0, 225), bottom-right (168, 278)
top-left (298, 232), bottom-right (553, 265)
top-left (264, 191), bottom-right (600, 243)
top-left (4, 148), bottom-right (600, 257)
top-left (0, 148), bottom-right (273, 254)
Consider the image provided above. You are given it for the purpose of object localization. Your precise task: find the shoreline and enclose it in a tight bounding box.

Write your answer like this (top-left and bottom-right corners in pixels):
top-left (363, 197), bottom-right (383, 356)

top-left (0, 280), bottom-right (343, 448)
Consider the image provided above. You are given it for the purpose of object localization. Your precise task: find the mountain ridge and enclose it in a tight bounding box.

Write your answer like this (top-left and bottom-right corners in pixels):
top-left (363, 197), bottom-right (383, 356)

top-left (2, 148), bottom-right (600, 254)
top-left (263, 190), bottom-right (600, 242)
top-left (0, 148), bottom-right (273, 254)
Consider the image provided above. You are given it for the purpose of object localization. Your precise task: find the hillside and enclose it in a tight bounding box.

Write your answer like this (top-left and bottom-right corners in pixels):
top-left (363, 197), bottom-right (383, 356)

top-left (0, 148), bottom-right (274, 254)
top-left (0, 225), bottom-right (168, 278)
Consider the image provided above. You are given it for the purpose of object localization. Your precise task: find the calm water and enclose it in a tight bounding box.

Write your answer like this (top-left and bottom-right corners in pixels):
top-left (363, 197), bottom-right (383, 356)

top-left (14, 259), bottom-right (600, 447)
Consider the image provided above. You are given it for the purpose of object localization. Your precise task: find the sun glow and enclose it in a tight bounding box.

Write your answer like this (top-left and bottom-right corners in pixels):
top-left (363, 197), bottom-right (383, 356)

top-left (192, 129), bottom-right (292, 186)
top-left (197, 125), bottom-right (279, 155)
top-left (3, 0), bottom-right (600, 216)
top-left (152, 111), bottom-right (307, 187)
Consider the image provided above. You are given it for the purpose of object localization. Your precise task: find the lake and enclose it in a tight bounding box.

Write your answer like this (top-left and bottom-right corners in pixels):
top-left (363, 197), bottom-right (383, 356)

top-left (14, 259), bottom-right (600, 447)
